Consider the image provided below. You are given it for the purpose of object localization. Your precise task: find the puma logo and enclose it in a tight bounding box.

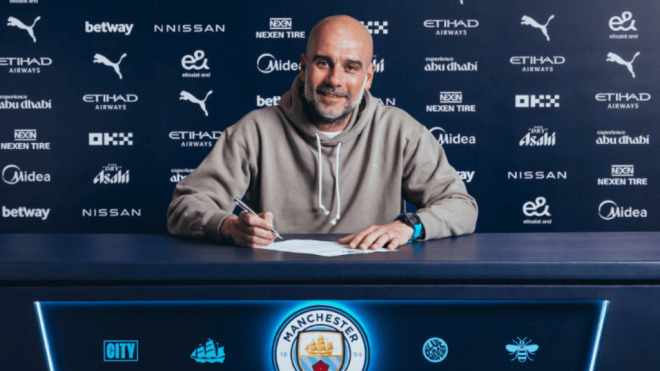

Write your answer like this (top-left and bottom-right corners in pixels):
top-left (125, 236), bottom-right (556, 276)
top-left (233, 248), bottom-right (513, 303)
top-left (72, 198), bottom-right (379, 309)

top-left (7, 16), bottom-right (40, 43)
top-left (93, 53), bottom-right (127, 80)
top-left (607, 52), bottom-right (640, 78)
top-left (180, 90), bottom-right (213, 116)
top-left (521, 15), bottom-right (554, 42)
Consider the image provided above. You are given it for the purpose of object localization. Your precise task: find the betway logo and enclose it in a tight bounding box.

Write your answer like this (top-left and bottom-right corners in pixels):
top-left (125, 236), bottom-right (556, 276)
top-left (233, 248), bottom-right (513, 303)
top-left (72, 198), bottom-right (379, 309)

top-left (257, 95), bottom-right (281, 107)
top-left (2, 206), bottom-right (50, 220)
top-left (85, 21), bottom-right (134, 35)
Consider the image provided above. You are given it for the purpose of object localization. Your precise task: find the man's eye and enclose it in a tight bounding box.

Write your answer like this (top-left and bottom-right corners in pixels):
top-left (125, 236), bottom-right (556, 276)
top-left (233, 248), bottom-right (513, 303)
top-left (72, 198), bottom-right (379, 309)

top-left (318, 61), bottom-right (329, 67)
top-left (347, 65), bottom-right (357, 71)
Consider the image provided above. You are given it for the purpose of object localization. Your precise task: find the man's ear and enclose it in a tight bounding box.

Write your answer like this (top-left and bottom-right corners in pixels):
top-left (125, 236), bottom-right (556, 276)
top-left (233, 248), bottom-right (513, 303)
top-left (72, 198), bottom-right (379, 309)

top-left (298, 53), bottom-right (307, 82)
top-left (364, 62), bottom-right (375, 90)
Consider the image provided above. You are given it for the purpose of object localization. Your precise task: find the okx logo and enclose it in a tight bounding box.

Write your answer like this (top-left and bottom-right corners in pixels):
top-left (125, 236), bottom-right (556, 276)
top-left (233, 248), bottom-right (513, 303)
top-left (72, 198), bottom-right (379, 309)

top-left (104, 340), bottom-right (138, 362)
top-left (515, 95), bottom-right (559, 108)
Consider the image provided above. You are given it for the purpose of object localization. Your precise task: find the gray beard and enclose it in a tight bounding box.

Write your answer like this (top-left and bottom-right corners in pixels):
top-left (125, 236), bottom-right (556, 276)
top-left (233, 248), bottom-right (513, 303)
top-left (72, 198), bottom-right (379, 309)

top-left (304, 78), bottom-right (366, 123)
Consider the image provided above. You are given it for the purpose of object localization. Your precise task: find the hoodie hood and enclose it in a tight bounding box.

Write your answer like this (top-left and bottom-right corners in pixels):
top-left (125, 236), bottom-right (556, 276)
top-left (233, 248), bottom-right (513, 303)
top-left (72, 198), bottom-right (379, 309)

top-left (278, 76), bottom-right (378, 146)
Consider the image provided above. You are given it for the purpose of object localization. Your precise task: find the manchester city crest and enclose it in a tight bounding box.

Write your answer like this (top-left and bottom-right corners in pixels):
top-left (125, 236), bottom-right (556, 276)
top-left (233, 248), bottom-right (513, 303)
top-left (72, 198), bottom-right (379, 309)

top-left (273, 305), bottom-right (369, 371)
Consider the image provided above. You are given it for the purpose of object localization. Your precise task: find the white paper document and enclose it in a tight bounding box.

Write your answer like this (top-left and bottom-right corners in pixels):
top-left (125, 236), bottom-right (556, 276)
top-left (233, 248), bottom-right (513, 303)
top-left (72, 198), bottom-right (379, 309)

top-left (256, 239), bottom-right (396, 257)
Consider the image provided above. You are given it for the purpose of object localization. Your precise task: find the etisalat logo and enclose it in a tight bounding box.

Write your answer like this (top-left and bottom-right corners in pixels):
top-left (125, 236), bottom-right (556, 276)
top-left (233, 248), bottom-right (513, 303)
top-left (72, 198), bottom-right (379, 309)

top-left (427, 92), bottom-right (476, 113)
top-left (89, 132), bottom-right (133, 146)
top-left (170, 168), bottom-right (194, 183)
top-left (2, 164), bottom-right (50, 185)
top-left (607, 52), bottom-right (640, 78)
top-left (596, 130), bottom-right (649, 145)
top-left (429, 127), bottom-right (476, 145)
top-left (85, 21), bottom-right (134, 35)
top-left (609, 11), bottom-right (638, 39)
top-left (7, 16), bottom-right (40, 42)
top-left (104, 341), bottom-right (138, 362)
top-left (509, 56), bottom-right (565, 72)
top-left (0, 95), bottom-right (51, 109)
top-left (597, 165), bottom-right (647, 186)
top-left (360, 21), bottom-right (388, 35)
top-left (94, 164), bottom-right (129, 184)
top-left (94, 53), bottom-right (127, 80)
top-left (83, 94), bottom-right (138, 111)
top-left (519, 126), bottom-right (555, 146)
top-left (2, 206), bottom-right (50, 220)
top-left (523, 197), bottom-right (551, 225)
top-left (154, 23), bottom-right (225, 33)
top-left (1, 129), bottom-right (50, 150)
top-left (0, 57), bottom-right (52, 74)
top-left (257, 53), bottom-right (300, 74)
top-left (424, 57), bottom-right (477, 72)
top-left (515, 94), bottom-right (559, 108)
top-left (599, 200), bottom-right (647, 220)
top-left (82, 208), bottom-right (141, 217)
top-left (182, 50), bottom-right (210, 78)
top-left (256, 18), bottom-right (305, 39)
top-left (423, 19), bottom-right (479, 36)
top-left (272, 305), bottom-right (369, 371)
top-left (521, 15), bottom-right (554, 42)
top-left (169, 131), bottom-right (222, 147)
top-left (180, 90), bottom-right (212, 116)
top-left (595, 92), bottom-right (650, 109)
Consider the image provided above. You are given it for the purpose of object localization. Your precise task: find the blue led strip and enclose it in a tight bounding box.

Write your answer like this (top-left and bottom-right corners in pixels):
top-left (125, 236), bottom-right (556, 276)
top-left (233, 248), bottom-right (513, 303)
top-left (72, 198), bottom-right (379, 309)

top-left (35, 302), bottom-right (55, 371)
top-left (588, 301), bottom-right (610, 371)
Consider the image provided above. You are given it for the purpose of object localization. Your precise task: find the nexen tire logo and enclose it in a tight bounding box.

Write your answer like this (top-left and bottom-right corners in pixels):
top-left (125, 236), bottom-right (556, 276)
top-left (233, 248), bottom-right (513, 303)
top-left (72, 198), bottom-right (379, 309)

top-left (257, 54), bottom-right (299, 73)
top-left (599, 200), bottom-right (647, 220)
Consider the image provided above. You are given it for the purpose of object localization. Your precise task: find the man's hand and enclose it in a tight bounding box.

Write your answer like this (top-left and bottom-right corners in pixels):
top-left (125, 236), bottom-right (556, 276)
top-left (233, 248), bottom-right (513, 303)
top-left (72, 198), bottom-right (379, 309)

top-left (338, 221), bottom-right (414, 250)
top-left (220, 211), bottom-right (276, 247)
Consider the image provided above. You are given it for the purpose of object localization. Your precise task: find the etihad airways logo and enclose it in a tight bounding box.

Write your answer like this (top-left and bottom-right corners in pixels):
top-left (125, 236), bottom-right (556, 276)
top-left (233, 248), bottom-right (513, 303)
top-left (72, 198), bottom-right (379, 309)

top-left (257, 53), bottom-right (299, 73)
top-left (424, 19), bottom-right (478, 36)
top-left (83, 94), bottom-right (137, 110)
top-left (154, 24), bottom-right (225, 33)
top-left (2, 164), bottom-right (50, 185)
top-left (599, 200), bottom-right (647, 220)
top-left (169, 131), bottom-right (222, 147)
top-left (595, 92), bottom-right (649, 109)
top-left (521, 15), bottom-right (554, 41)
top-left (425, 57), bottom-right (477, 72)
top-left (0, 57), bottom-right (52, 74)
top-left (510, 56), bottom-right (564, 72)
top-left (430, 127), bottom-right (476, 145)
top-left (85, 21), bottom-right (134, 35)
top-left (7, 16), bottom-right (40, 42)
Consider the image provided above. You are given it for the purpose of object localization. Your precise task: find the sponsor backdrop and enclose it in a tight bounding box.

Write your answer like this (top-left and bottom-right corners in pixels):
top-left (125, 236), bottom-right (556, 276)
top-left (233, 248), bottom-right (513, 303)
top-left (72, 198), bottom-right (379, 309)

top-left (2, 0), bottom-right (658, 233)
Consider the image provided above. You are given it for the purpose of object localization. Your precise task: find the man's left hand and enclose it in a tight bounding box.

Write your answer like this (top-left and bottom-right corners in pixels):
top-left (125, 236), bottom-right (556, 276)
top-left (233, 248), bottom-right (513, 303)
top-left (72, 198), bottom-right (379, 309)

top-left (338, 221), bottom-right (414, 251)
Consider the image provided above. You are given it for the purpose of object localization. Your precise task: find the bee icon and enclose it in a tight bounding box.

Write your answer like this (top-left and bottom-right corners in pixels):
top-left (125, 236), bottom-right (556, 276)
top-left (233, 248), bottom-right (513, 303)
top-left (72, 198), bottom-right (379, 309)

top-left (506, 337), bottom-right (539, 362)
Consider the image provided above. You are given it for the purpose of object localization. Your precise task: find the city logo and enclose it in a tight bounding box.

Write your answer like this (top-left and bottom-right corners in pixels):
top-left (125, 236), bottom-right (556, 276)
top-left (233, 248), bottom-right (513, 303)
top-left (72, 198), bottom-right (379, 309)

top-left (510, 56), bottom-right (565, 72)
top-left (7, 16), bottom-right (40, 42)
top-left (609, 11), bottom-right (638, 39)
top-left (170, 168), bottom-right (194, 183)
top-left (94, 164), bottom-right (129, 184)
top-left (360, 21), bottom-right (388, 35)
top-left (515, 94), bottom-right (559, 108)
top-left (427, 92), bottom-right (476, 112)
top-left (599, 200), bottom-right (647, 220)
top-left (424, 57), bottom-right (477, 72)
top-left (89, 132), bottom-right (133, 146)
top-left (180, 90), bottom-right (212, 116)
top-left (257, 18), bottom-right (305, 38)
top-left (376, 98), bottom-right (396, 106)
top-left (0, 95), bottom-right (51, 109)
top-left (423, 338), bottom-right (448, 363)
top-left (523, 197), bottom-right (551, 224)
top-left (595, 92), bottom-right (650, 109)
top-left (2, 206), bottom-right (50, 220)
top-left (596, 130), bottom-right (649, 145)
top-left (273, 305), bottom-right (369, 371)
top-left (1, 57), bottom-right (52, 74)
top-left (85, 21), bottom-right (134, 35)
top-left (521, 15), bottom-right (554, 41)
top-left (457, 171), bottom-right (475, 183)
top-left (169, 131), bottom-right (222, 147)
top-left (506, 338), bottom-right (538, 362)
top-left (371, 56), bottom-right (384, 73)
top-left (82, 208), bottom-right (141, 217)
top-left (520, 126), bottom-right (555, 146)
top-left (257, 53), bottom-right (300, 73)
top-left (508, 171), bottom-right (567, 180)
top-left (181, 50), bottom-right (210, 78)
top-left (257, 95), bottom-right (281, 107)
top-left (271, 18), bottom-right (292, 30)
top-left (597, 165), bottom-right (647, 186)
top-left (93, 53), bottom-right (127, 79)
top-left (424, 19), bottom-right (479, 36)
top-left (104, 341), bottom-right (138, 362)
top-left (430, 127), bottom-right (476, 145)
top-left (191, 338), bottom-right (225, 363)
top-left (2, 164), bottom-right (50, 185)
top-left (606, 52), bottom-right (640, 78)
top-left (1, 129), bottom-right (50, 150)
top-left (154, 24), bottom-right (225, 33)
top-left (83, 94), bottom-right (138, 111)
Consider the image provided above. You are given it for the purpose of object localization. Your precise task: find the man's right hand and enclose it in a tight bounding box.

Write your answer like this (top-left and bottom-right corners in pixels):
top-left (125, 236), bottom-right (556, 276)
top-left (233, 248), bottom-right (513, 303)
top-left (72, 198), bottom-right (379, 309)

top-left (220, 211), bottom-right (276, 247)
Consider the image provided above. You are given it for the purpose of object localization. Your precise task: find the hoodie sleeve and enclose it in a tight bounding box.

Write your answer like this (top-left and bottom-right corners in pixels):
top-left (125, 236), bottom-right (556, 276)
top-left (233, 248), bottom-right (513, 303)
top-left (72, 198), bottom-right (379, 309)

top-left (402, 127), bottom-right (478, 240)
top-left (167, 125), bottom-right (254, 241)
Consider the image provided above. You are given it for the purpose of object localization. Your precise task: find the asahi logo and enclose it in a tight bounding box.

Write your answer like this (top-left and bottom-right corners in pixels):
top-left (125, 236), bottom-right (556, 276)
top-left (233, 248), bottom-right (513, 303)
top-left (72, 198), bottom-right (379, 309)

top-left (0, 57), bottom-right (52, 74)
top-left (257, 53), bottom-right (299, 73)
top-left (599, 200), bottom-right (647, 220)
top-left (94, 164), bottom-right (129, 184)
top-left (424, 57), bottom-right (477, 72)
top-left (0, 95), bottom-right (51, 109)
top-left (523, 197), bottom-right (552, 224)
top-left (1, 129), bottom-right (50, 150)
top-left (82, 208), bottom-right (141, 217)
top-left (169, 131), bottom-right (222, 147)
top-left (515, 95), bottom-right (559, 108)
top-left (154, 24), bottom-right (225, 33)
top-left (609, 11), bottom-right (638, 39)
top-left (85, 21), bottom-right (134, 35)
top-left (181, 50), bottom-right (210, 78)
top-left (595, 93), bottom-right (649, 109)
top-left (256, 18), bottom-right (305, 39)
top-left (2, 164), bottom-right (50, 185)
top-left (83, 94), bottom-right (138, 111)
top-left (519, 126), bottom-right (555, 146)
top-left (596, 131), bottom-right (649, 145)
top-left (427, 92), bottom-right (476, 113)
top-left (597, 165), bottom-right (647, 186)
top-left (430, 127), bottom-right (476, 145)
top-left (372, 56), bottom-right (384, 73)
top-left (89, 132), bottom-right (133, 146)
top-left (509, 56), bottom-right (565, 72)
top-left (424, 19), bottom-right (479, 36)
top-left (170, 168), bottom-right (194, 183)
top-left (508, 171), bottom-right (567, 180)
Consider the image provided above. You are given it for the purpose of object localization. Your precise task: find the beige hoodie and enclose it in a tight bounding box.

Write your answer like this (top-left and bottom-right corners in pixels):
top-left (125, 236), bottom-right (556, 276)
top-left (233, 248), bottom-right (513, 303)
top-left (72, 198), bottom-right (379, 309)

top-left (167, 77), bottom-right (478, 241)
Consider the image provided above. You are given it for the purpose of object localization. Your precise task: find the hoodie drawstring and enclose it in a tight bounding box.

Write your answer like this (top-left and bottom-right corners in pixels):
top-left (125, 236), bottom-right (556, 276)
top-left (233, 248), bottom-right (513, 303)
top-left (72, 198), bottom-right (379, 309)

top-left (315, 133), bottom-right (341, 225)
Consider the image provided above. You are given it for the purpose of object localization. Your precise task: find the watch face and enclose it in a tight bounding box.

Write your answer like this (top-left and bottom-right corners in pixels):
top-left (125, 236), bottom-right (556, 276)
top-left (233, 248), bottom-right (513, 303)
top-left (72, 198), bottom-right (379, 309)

top-left (405, 213), bottom-right (421, 225)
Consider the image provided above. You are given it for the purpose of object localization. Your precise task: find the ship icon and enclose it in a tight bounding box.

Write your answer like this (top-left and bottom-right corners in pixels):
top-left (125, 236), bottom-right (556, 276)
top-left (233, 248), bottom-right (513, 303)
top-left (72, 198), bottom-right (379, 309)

top-left (298, 331), bottom-right (344, 371)
top-left (191, 338), bottom-right (225, 363)
top-left (305, 336), bottom-right (335, 357)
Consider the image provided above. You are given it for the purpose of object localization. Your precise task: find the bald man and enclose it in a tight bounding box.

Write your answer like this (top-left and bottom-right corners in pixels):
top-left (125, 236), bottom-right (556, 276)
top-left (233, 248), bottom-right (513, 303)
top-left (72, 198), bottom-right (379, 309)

top-left (168, 15), bottom-right (478, 250)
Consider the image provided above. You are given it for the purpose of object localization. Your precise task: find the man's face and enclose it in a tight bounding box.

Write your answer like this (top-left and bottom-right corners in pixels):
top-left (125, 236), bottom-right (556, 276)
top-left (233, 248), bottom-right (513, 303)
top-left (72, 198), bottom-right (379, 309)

top-left (300, 23), bottom-right (375, 123)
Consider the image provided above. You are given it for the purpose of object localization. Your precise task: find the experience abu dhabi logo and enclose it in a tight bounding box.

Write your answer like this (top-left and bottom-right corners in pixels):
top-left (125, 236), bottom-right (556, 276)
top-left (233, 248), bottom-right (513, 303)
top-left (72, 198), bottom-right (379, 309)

top-left (273, 305), bottom-right (369, 371)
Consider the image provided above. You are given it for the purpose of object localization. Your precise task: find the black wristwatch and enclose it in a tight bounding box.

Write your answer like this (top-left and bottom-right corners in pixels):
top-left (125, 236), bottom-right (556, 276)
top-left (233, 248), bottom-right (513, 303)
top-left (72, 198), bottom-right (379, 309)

top-left (395, 212), bottom-right (425, 242)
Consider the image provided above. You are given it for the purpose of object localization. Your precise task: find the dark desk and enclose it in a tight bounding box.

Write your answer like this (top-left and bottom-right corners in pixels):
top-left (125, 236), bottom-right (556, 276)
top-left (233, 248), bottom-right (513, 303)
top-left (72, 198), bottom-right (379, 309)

top-left (1, 232), bottom-right (659, 371)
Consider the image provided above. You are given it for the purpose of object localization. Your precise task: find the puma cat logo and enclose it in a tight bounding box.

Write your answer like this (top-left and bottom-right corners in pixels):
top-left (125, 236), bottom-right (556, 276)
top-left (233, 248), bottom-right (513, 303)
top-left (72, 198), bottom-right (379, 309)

top-left (93, 53), bottom-right (127, 79)
top-left (606, 52), bottom-right (640, 78)
top-left (180, 90), bottom-right (213, 116)
top-left (521, 15), bottom-right (554, 41)
top-left (7, 16), bottom-right (40, 43)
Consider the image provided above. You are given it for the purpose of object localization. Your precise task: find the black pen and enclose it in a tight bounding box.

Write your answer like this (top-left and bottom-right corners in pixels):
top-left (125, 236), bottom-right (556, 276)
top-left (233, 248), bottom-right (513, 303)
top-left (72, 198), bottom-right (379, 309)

top-left (233, 197), bottom-right (283, 240)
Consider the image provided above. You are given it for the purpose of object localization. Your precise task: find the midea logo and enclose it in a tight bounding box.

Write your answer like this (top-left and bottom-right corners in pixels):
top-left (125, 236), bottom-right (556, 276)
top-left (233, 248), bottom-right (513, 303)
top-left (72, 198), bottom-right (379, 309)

top-left (256, 53), bottom-right (299, 74)
top-left (598, 200), bottom-right (647, 220)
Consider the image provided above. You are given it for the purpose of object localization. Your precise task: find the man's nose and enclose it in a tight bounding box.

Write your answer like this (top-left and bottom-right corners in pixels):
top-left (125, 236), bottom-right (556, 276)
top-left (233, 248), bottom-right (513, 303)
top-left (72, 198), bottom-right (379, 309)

top-left (325, 65), bottom-right (342, 87)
